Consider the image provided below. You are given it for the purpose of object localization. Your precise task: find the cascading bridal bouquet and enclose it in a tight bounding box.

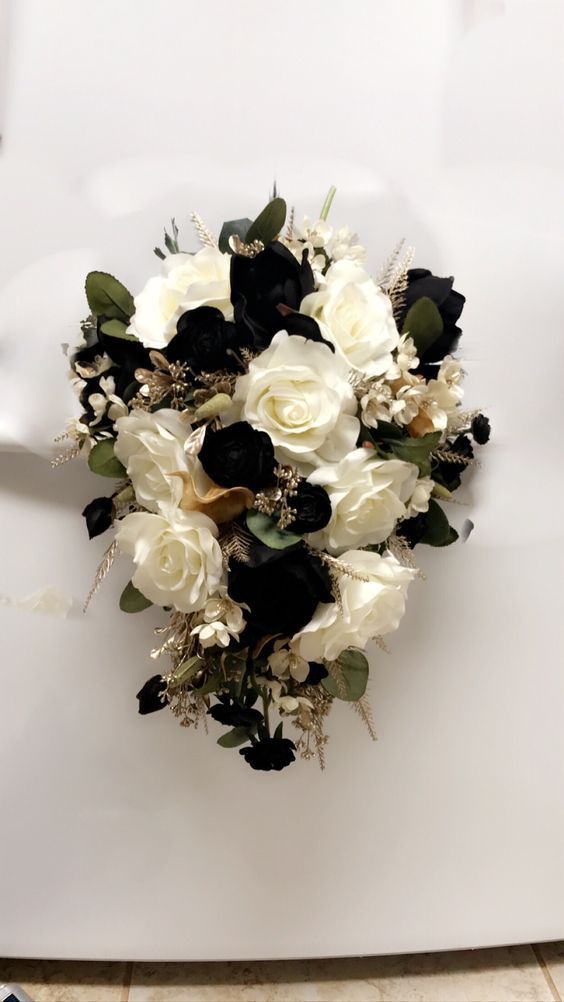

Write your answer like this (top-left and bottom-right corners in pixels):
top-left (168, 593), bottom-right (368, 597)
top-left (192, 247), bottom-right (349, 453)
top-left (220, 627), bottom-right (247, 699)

top-left (61, 188), bottom-right (490, 772)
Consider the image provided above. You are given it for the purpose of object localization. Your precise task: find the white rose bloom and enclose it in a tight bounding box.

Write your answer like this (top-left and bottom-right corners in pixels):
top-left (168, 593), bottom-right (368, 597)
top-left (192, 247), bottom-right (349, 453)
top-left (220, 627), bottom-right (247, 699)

top-left (116, 509), bottom-right (222, 613)
top-left (128, 247), bottom-right (232, 349)
top-left (292, 550), bottom-right (416, 662)
top-left (404, 476), bottom-right (434, 518)
top-left (114, 408), bottom-right (191, 514)
top-left (308, 449), bottom-right (419, 553)
top-left (300, 260), bottom-right (399, 376)
top-left (230, 331), bottom-right (359, 470)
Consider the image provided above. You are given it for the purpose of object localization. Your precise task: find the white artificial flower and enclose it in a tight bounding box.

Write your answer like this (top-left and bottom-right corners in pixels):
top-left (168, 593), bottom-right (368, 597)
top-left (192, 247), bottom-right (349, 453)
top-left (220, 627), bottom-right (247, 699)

top-left (87, 375), bottom-right (128, 426)
top-left (128, 247), bottom-right (232, 349)
top-left (268, 648), bottom-right (310, 683)
top-left (284, 218), bottom-right (366, 274)
top-left (300, 260), bottom-right (399, 376)
top-left (74, 353), bottom-right (113, 379)
top-left (114, 408), bottom-right (191, 514)
top-left (116, 509), bottom-right (222, 613)
top-left (230, 331), bottom-right (359, 470)
top-left (385, 334), bottom-right (419, 380)
top-left (292, 550), bottom-right (416, 662)
top-left (404, 476), bottom-right (434, 518)
top-left (330, 225), bottom-right (366, 264)
top-left (360, 381), bottom-right (395, 426)
top-left (257, 677), bottom-right (313, 715)
top-left (419, 356), bottom-right (464, 432)
top-left (190, 591), bottom-right (246, 649)
top-left (308, 449), bottom-right (419, 553)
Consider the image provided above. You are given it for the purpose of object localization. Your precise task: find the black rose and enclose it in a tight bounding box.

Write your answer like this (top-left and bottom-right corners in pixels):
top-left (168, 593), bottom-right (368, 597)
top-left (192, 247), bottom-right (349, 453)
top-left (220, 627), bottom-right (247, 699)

top-left (290, 482), bottom-right (332, 534)
top-left (433, 433), bottom-right (474, 492)
top-left (228, 544), bottom-right (333, 637)
top-left (396, 511), bottom-right (428, 550)
top-left (239, 737), bottom-right (296, 772)
top-left (471, 413), bottom-right (491, 445)
top-left (97, 315), bottom-right (152, 372)
top-left (82, 496), bottom-right (113, 539)
top-left (208, 696), bottom-right (263, 730)
top-left (199, 421), bottom-right (276, 491)
top-left (165, 306), bottom-right (240, 373)
top-left (306, 662), bottom-right (329, 685)
top-left (231, 241), bottom-right (315, 349)
top-left (136, 675), bottom-right (168, 715)
top-left (401, 268), bottom-right (465, 367)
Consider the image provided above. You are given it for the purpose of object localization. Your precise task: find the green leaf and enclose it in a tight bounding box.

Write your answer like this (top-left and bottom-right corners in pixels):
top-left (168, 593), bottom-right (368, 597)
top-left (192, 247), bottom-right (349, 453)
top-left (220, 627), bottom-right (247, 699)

top-left (119, 581), bottom-right (153, 613)
top-left (87, 440), bottom-right (127, 479)
top-left (85, 272), bottom-right (135, 320)
top-left (368, 419), bottom-right (404, 442)
top-left (168, 655), bottom-right (204, 690)
top-left (401, 296), bottom-right (443, 355)
top-left (218, 217), bottom-right (252, 254)
top-left (217, 727), bottom-right (252, 748)
top-left (246, 197), bottom-right (287, 246)
top-left (419, 499), bottom-right (458, 547)
top-left (100, 318), bottom-right (139, 342)
top-left (322, 648), bottom-right (369, 702)
top-left (246, 510), bottom-right (302, 550)
top-left (273, 721), bottom-right (284, 740)
top-left (389, 431), bottom-right (441, 476)
top-left (197, 671), bottom-right (224, 696)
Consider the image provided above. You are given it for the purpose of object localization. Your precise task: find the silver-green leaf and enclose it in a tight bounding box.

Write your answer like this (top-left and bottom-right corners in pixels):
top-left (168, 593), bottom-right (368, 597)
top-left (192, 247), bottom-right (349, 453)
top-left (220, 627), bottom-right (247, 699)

top-left (87, 440), bottom-right (127, 479)
top-left (246, 510), bottom-right (302, 550)
top-left (322, 648), bottom-right (369, 701)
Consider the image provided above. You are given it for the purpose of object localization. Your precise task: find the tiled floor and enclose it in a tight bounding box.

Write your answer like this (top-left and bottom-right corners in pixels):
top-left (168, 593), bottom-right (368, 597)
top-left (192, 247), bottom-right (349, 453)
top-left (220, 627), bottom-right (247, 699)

top-left (1, 943), bottom-right (563, 1002)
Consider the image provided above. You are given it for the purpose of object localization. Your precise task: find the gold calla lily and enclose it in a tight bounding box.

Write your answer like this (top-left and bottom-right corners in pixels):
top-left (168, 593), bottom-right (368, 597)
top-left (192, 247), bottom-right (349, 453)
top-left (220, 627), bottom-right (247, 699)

top-left (171, 471), bottom-right (254, 525)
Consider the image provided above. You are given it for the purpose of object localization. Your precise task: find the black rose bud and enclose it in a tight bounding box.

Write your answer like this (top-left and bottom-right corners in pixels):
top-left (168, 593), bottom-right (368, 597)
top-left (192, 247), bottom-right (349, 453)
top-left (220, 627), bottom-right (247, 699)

top-left (82, 496), bottom-right (114, 539)
top-left (228, 545), bottom-right (333, 637)
top-left (471, 413), bottom-right (491, 445)
top-left (230, 242), bottom-right (315, 349)
top-left (136, 675), bottom-right (168, 715)
top-left (165, 306), bottom-right (240, 373)
top-left (433, 433), bottom-right (474, 492)
top-left (290, 482), bottom-right (332, 534)
top-left (208, 697), bottom-right (263, 730)
top-left (199, 421), bottom-right (276, 492)
top-left (400, 268), bottom-right (465, 367)
top-left (306, 662), bottom-right (329, 685)
top-left (239, 737), bottom-right (296, 772)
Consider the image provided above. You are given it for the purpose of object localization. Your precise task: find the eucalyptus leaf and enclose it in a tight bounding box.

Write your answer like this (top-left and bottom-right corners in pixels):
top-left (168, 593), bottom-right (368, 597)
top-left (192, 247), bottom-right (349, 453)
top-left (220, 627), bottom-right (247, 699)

top-left (246, 510), bottom-right (302, 550)
top-left (246, 197), bottom-right (287, 246)
top-left (87, 440), bottom-right (127, 479)
top-left (367, 419), bottom-right (404, 443)
top-left (85, 271), bottom-right (135, 320)
top-left (217, 727), bottom-right (252, 748)
top-left (100, 318), bottom-right (139, 342)
top-left (420, 499), bottom-right (457, 546)
top-left (197, 671), bottom-right (224, 696)
top-left (168, 655), bottom-right (203, 690)
top-left (401, 296), bottom-right (443, 354)
top-left (218, 217), bottom-right (252, 254)
top-left (119, 581), bottom-right (153, 613)
top-left (322, 648), bottom-right (369, 702)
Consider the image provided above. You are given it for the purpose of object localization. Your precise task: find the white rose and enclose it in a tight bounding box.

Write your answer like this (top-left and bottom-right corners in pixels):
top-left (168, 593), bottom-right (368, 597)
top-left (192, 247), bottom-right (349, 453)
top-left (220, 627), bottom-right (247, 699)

top-left (300, 260), bottom-right (399, 376)
top-left (405, 477), bottom-right (434, 518)
top-left (230, 331), bottom-right (359, 470)
top-left (116, 509), bottom-right (222, 613)
top-left (292, 550), bottom-right (416, 662)
top-left (308, 449), bottom-right (419, 553)
top-left (114, 408), bottom-right (191, 514)
top-left (128, 247), bottom-right (232, 349)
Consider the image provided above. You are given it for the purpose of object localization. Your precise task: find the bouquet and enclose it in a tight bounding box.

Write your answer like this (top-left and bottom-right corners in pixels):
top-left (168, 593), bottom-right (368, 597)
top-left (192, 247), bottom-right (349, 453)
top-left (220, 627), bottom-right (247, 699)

top-left (61, 188), bottom-right (490, 772)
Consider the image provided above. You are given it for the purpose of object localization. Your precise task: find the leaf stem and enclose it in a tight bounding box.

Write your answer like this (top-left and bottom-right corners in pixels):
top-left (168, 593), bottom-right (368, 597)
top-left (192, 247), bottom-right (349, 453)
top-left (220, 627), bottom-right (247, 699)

top-left (261, 690), bottom-right (271, 737)
top-left (319, 185), bottom-right (337, 221)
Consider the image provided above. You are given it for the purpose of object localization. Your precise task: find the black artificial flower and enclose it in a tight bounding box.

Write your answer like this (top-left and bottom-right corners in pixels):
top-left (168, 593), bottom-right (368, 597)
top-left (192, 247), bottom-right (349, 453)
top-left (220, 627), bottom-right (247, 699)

top-left (400, 268), bottom-right (465, 367)
top-left (228, 544), bottom-right (333, 637)
top-left (208, 697), bottom-right (263, 730)
top-left (290, 481), bottom-right (332, 534)
top-left (199, 421), bottom-right (276, 491)
top-left (230, 241), bottom-right (315, 350)
top-left (82, 496), bottom-right (113, 539)
top-left (306, 662), bottom-right (329, 685)
top-left (433, 433), bottom-right (474, 492)
top-left (396, 511), bottom-right (428, 550)
top-left (136, 675), bottom-right (168, 715)
top-left (471, 413), bottom-right (491, 445)
top-left (239, 737), bottom-right (296, 772)
top-left (96, 315), bottom-right (152, 372)
top-left (164, 306), bottom-right (240, 373)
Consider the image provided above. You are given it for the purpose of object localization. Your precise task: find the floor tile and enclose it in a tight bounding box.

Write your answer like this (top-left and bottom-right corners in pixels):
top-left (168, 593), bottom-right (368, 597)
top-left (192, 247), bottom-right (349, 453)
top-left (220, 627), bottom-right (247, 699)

top-left (129, 946), bottom-right (552, 1001)
top-left (0, 959), bottom-right (130, 1002)
top-left (536, 943), bottom-right (564, 1001)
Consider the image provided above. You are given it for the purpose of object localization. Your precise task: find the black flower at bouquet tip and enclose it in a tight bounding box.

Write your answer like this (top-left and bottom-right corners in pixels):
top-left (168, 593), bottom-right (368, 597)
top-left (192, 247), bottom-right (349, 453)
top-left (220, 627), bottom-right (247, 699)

top-left (471, 413), bottom-right (491, 444)
top-left (208, 695), bottom-right (263, 730)
top-left (239, 736), bottom-right (297, 772)
top-left (136, 675), bottom-right (168, 715)
top-left (199, 421), bottom-right (276, 492)
top-left (82, 495), bottom-right (113, 539)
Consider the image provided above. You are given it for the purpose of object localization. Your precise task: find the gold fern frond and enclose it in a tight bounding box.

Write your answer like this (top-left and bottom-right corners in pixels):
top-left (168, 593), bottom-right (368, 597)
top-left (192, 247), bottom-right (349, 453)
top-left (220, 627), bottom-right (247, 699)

top-left (50, 445), bottom-right (81, 468)
top-left (433, 449), bottom-right (477, 466)
top-left (83, 538), bottom-right (119, 612)
top-left (190, 212), bottom-right (218, 248)
top-left (219, 522), bottom-right (253, 566)
top-left (351, 694), bottom-right (377, 742)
